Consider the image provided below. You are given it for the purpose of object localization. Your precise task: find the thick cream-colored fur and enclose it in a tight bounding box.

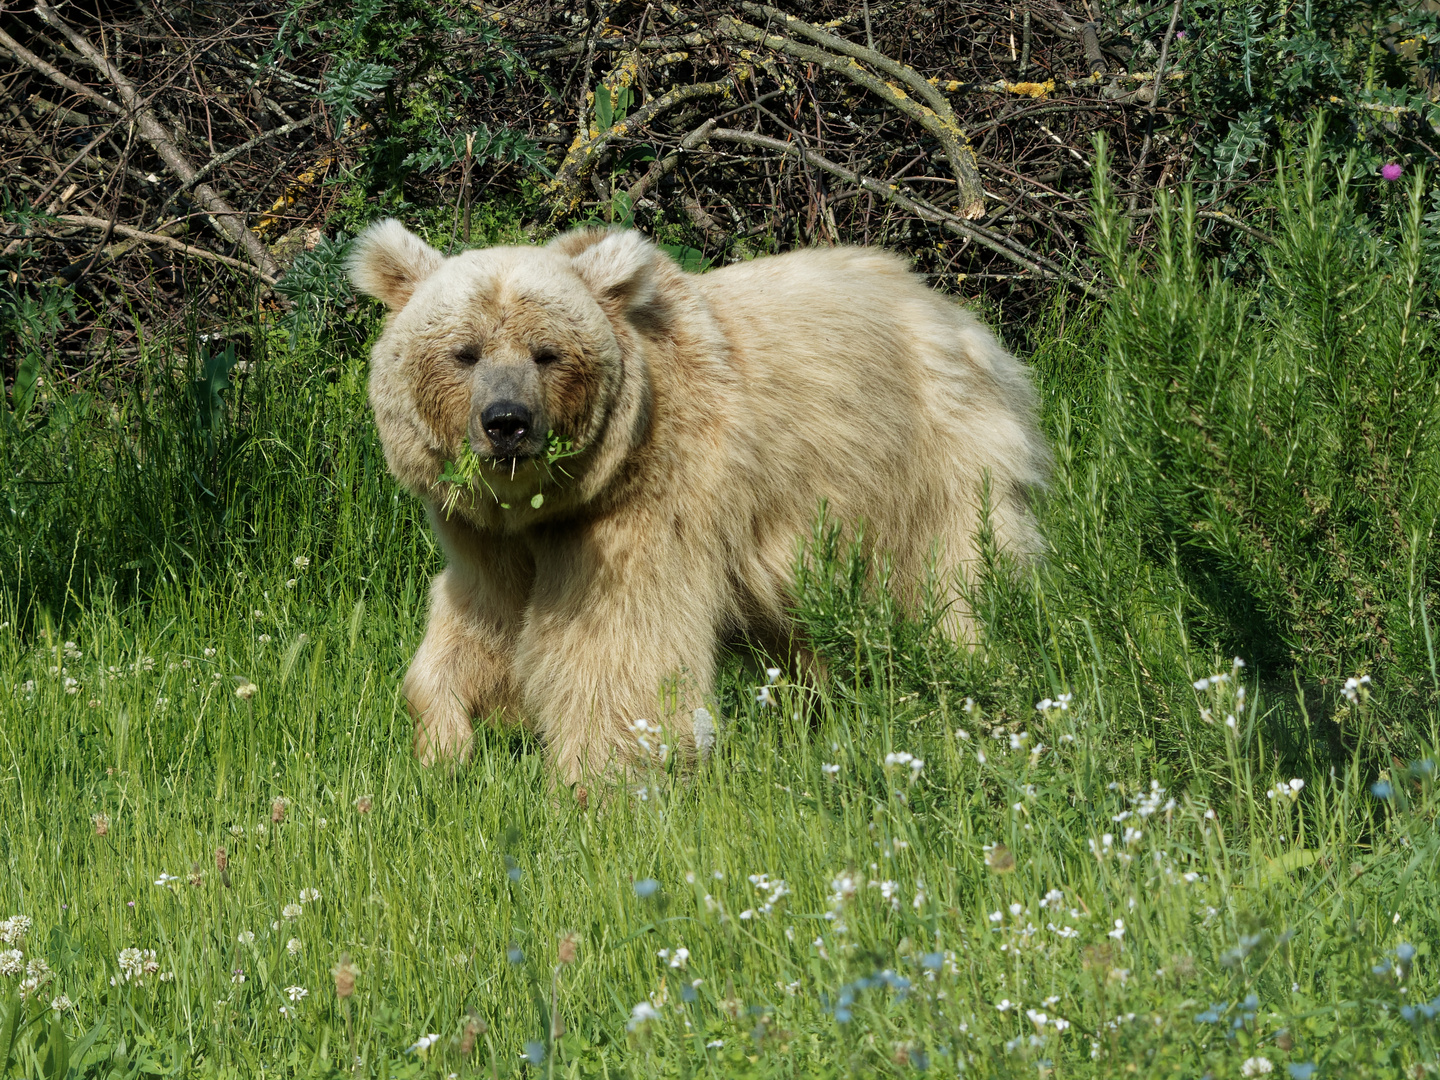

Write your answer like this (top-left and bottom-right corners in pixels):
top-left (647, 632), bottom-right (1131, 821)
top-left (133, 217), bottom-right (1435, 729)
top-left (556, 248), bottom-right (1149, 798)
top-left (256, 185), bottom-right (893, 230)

top-left (349, 222), bottom-right (1050, 783)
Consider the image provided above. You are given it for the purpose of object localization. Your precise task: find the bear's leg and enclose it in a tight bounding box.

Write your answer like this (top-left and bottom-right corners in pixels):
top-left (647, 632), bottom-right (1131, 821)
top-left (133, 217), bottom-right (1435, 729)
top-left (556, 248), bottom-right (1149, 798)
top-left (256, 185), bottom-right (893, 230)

top-left (404, 563), bottom-right (525, 765)
top-left (515, 533), bottom-right (723, 785)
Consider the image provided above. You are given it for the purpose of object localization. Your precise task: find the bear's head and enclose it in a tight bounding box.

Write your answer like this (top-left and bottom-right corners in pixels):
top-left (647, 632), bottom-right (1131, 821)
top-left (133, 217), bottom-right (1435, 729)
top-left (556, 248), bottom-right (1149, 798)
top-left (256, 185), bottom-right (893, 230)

top-left (347, 221), bottom-right (662, 524)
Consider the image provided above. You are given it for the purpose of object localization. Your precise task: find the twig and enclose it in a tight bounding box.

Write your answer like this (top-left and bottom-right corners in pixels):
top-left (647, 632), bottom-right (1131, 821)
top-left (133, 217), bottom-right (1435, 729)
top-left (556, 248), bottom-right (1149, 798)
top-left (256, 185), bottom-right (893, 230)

top-left (1128, 0), bottom-right (1183, 213)
top-left (27, 122), bottom-right (122, 211)
top-left (627, 118), bottom-right (717, 203)
top-left (547, 76), bottom-right (737, 220)
top-left (1130, 205), bottom-right (1276, 245)
top-left (719, 12), bottom-right (987, 217)
top-left (49, 214), bottom-right (280, 285)
top-left (705, 127), bottom-right (1104, 296)
top-left (0, 25), bottom-right (124, 117)
top-left (33, 0), bottom-right (280, 279)
top-left (156, 115), bottom-right (316, 217)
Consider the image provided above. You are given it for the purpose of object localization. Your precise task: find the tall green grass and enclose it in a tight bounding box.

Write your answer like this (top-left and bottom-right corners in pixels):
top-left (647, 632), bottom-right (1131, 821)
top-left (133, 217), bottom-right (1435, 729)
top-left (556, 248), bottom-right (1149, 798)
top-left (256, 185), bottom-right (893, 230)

top-left (0, 141), bottom-right (1437, 1076)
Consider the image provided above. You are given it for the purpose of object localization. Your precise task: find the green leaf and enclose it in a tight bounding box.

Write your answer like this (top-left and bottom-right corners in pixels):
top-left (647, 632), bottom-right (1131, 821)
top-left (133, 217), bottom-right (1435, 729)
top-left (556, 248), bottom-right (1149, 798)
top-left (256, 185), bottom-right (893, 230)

top-left (1259, 847), bottom-right (1319, 885)
top-left (42, 1012), bottom-right (67, 1080)
top-left (322, 60), bottom-right (394, 131)
top-left (594, 84), bottom-right (613, 132)
top-left (530, 493), bottom-right (544, 509)
top-left (0, 992), bottom-right (20, 1074)
top-left (658, 243), bottom-right (711, 273)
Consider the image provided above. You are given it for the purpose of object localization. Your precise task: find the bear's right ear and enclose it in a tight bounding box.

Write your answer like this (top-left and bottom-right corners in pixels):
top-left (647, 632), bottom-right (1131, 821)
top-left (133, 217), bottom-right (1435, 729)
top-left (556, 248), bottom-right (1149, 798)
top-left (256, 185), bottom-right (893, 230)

top-left (346, 219), bottom-right (444, 311)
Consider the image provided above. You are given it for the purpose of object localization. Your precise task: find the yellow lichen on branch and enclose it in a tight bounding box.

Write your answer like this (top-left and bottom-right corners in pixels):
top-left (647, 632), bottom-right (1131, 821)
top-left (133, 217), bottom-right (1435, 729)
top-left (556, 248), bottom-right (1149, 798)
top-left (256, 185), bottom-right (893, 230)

top-left (1005, 80), bottom-right (1057, 98)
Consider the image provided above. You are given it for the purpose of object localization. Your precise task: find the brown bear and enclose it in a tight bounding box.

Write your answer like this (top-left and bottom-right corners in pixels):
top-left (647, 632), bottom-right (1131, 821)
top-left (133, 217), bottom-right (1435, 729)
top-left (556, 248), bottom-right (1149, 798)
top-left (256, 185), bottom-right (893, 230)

top-left (347, 222), bottom-right (1049, 783)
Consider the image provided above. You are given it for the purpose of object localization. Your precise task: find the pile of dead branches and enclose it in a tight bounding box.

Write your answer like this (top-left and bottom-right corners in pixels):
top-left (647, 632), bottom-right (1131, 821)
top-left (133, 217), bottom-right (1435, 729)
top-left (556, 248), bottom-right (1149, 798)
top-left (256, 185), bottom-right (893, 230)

top-left (2, 0), bottom-right (1212, 371)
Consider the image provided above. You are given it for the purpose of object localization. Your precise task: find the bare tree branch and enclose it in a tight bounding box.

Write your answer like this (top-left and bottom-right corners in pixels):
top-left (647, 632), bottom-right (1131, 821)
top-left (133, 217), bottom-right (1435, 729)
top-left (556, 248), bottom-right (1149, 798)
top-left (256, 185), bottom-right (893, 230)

top-left (705, 127), bottom-right (1104, 297)
top-left (50, 214), bottom-right (280, 285)
top-left (32, 0), bottom-right (281, 279)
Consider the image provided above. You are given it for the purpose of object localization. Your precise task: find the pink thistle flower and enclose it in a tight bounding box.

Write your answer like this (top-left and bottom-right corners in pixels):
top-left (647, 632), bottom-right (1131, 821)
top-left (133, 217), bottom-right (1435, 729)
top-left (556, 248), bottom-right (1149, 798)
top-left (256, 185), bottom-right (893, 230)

top-left (1381, 163), bottom-right (1403, 181)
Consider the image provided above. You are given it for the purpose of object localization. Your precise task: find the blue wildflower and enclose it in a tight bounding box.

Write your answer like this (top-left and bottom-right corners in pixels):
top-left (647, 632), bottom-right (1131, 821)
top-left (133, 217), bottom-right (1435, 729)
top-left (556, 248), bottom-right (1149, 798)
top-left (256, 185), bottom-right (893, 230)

top-left (633, 878), bottom-right (660, 898)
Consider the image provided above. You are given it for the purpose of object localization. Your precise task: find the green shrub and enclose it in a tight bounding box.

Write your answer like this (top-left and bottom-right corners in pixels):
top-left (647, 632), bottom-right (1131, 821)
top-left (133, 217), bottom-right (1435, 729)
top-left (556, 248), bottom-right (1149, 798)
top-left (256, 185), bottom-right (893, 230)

top-left (1090, 126), bottom-right (1440, 750)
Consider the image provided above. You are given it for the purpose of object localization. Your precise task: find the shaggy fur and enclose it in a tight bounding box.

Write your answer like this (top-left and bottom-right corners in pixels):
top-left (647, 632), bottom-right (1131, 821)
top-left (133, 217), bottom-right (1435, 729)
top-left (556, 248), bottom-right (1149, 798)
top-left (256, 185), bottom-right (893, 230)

top-left (348, 222), bottom-right (1050, 782)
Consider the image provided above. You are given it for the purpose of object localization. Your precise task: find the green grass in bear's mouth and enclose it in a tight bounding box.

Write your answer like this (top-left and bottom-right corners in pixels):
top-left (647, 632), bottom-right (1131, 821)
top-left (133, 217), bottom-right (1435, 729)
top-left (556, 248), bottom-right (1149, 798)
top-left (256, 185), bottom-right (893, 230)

top-left (436, 431), bottom-right (582, 514)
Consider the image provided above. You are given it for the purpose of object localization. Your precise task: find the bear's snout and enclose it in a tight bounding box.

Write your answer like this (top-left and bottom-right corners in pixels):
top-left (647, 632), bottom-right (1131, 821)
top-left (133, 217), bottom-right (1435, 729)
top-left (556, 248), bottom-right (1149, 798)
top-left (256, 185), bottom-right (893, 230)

top-left (478, 400), bottom-right (535, 458)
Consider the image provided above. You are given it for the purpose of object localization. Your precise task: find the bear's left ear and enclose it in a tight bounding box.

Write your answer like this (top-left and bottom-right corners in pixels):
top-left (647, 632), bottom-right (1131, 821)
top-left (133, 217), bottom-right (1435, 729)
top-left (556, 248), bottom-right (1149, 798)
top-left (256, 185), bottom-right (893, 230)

top-left (347, 219), bottom-right (444, 311)
top-left (553, 229), bottom-right (658, 318)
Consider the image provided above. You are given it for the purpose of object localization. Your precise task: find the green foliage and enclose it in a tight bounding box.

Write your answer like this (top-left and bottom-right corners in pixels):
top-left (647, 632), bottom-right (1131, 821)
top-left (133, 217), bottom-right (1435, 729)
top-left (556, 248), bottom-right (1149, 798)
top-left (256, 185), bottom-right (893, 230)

top-left (6, 121), bottom-right (1440, 1073)
top-left (0, 537), bottom-right (1436, 1076)
top-left (274, 232), bottom-right (356, 340)
top-left (1179, 0), bottom-right (1440, 206)
top-left (1089, 129), bottom-right (1440, 749)
top-left (0, 327), bottom-right (433, 626)
top-left (320, 59), bottom-right (395, 133)
top-left (264, 0), bottom-right (539, 199)
top-left (398, 125), bottom-right (550, 177)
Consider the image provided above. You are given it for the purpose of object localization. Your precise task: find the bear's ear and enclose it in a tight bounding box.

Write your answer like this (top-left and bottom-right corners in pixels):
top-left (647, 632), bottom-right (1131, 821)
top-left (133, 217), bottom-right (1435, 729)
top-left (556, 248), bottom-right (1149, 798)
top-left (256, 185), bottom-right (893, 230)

top-left (553, 229), bottom-right (658, 318)
top-left (347, 219), bottom-right (444, 311)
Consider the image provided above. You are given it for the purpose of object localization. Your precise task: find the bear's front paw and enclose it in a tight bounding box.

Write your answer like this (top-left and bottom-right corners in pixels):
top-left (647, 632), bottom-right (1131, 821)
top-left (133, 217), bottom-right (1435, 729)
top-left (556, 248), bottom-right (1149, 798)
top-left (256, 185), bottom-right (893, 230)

top-left (412, 710), bottom-right (475, 766)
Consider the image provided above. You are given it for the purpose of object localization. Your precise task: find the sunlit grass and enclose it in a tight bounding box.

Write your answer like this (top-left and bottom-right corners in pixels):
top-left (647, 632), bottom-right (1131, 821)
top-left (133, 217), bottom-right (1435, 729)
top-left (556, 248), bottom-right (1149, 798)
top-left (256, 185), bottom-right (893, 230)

top-left (1, 566), bottom-right (1437, 1077)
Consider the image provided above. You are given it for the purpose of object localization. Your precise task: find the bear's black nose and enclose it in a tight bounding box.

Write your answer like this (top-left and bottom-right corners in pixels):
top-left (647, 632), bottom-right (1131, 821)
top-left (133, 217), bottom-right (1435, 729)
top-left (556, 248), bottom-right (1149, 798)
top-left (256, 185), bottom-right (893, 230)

top-left (481, 401), bottom-right (532, 453)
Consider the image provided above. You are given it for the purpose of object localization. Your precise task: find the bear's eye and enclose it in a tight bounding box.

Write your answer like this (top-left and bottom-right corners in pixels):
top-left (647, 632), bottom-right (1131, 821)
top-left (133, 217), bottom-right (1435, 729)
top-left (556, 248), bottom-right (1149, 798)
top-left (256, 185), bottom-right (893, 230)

top-left (532, 346), bottom-right (561, 366)
top-left (453, 347), bottom-right (480, 367)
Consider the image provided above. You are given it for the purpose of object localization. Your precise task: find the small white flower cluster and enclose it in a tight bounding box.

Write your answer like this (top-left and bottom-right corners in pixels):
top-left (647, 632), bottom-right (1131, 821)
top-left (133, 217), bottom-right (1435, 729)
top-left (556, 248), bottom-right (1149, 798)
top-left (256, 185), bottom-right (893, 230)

top-left (1241, 1057), bottom-right (1273, 1077)
top-left (738, 873), bottom-right (789, 919)
top-left (406, 1033), bottom-right (441, 1054)
top-left (15, 956), bottom-right (52, 999)
top-left (284, 984), bottom-right (308, 1002)
top-left (1130, 780), bottom-right (1176, 819)
top-left (883, 751), bottom-right (924, 780)
top-left (0, 915), bottom-right (31, 945)
top-left (1342, 674), bottom-right (1372, 704)
top-left (0, 950), bottom-right (23, 977)
top-left (629, 718), bottom-right (670, 764)
top-left (824, 873), bottom-right (857, 932)
top-left (755, 667), bottom-right (782, 707)
top-left (1088, 832), bottom-right (1134, 864)
top-left (1194, 658), bottom-right (1245, 694)
top-left (112, 947), bottom-right (170, 986)
top-left (1025, 1008), bottom-right (1071, 1033)
top-left (1267, 778), bottom-right (1305, 801)
top-left (1035, 693), bottom-right (1072, 712)
top-left (656, 946), bottom-right (689, 969)
top-left (626, 1001), bottom-right (661, 1031)
top-left (871, 879), bottom-right (901, 912)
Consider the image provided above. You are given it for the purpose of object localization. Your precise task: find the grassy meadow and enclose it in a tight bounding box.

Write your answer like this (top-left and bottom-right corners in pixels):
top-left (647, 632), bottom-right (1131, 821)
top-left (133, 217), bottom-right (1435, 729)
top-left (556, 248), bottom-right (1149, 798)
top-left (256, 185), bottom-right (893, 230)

top-left (1, 156), bottom-right (1439, 1078)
